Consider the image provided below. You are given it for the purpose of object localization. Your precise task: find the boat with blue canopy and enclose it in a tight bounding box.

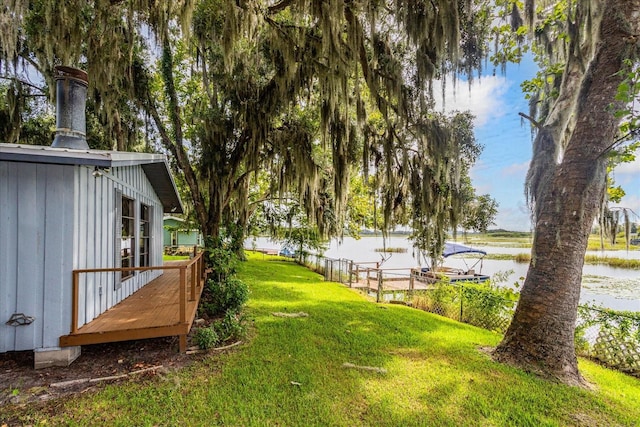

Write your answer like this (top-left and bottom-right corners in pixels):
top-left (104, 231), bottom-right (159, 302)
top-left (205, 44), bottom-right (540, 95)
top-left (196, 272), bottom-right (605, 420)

top-left (411, 242), bottom-right (490, 284)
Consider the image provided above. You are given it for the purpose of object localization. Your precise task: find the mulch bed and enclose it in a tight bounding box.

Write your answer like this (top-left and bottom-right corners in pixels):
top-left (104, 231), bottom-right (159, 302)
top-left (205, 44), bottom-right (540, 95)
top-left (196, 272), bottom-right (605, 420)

top-left (0, 336), bottom-right (199, 407)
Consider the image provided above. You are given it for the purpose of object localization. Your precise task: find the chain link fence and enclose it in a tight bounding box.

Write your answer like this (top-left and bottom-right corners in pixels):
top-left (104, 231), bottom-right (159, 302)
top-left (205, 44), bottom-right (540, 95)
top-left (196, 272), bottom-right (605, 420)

top-left (410, 283), bottom-right (518, 334)
top-left (306, 255), bottom-right (360, 286)
top-left (576, 306), bottom-right (640, 375)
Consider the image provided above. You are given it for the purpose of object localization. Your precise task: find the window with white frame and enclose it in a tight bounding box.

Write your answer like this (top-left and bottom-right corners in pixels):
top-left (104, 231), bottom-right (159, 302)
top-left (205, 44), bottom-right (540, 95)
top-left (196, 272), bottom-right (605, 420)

top-left (139, 203), bottom-right (151, 267)
top-left (121, 196), bottom-right (135, 280)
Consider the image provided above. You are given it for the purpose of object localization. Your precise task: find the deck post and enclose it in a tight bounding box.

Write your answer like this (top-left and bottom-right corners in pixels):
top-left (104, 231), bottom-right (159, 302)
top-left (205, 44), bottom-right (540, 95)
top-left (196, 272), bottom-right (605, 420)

top-left (179, 334), bottom-right (187, 353)
top-left (190, 262), bottom-right (197, 301)
top-left (343, 259), bottom-right (348, 283)
top-left (355, 264), bottom-right (360, 287)
top-left (377, 270), bottom-right (383, 303)
top-left (179, 267), bottom-right (186, 325)
top-left (71, 271), bottom-right (79, 334)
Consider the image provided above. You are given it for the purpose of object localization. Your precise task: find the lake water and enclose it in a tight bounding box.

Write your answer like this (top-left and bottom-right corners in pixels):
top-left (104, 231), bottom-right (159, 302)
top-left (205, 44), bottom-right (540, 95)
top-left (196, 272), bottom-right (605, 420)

top-left (247, 235), bottom-right (640, 312)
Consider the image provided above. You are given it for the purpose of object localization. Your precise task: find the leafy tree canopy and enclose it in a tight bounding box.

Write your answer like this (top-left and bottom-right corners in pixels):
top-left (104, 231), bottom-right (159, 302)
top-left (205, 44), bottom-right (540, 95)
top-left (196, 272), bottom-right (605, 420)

top-left (1, 0), bottom-right (496, 260)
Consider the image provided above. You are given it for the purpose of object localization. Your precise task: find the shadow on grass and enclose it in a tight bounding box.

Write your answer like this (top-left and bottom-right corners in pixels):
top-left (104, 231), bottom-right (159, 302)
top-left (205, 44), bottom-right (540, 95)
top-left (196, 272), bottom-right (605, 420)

top-left (234, 255), bottom-right (639, 426)
top-left (11, 254), bottom-right (635, 426)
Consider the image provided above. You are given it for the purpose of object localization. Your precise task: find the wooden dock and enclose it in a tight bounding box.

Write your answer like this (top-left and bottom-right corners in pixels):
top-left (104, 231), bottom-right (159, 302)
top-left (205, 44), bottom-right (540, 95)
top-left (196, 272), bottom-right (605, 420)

top-left (59, 255), bottom-right (206, 352)
top-left (343, 263), bottom-right (484, 298)
top-left (342, 265), bottom-right (434, 302)
top-left (350, 277), bottom-right (431, 292)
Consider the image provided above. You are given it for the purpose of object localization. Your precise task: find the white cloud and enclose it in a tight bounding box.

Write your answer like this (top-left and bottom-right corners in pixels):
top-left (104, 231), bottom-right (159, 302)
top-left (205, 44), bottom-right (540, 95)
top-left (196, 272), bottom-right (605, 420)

top-left (614, 156), bottom-right (640, 176)
top-left (434, 76), bottom-right (511, 127)
top-left (610, 157), bottom-right (639, 215)
top-left (494, 206), bottom-right (531, 232)
top-left (501, 161), bottom-right (529, 177)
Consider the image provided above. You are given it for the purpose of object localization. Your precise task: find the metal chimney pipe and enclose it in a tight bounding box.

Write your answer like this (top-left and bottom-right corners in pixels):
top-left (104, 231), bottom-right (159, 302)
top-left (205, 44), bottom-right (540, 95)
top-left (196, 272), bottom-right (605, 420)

top-left (51, 66), bottom-right (89, 149)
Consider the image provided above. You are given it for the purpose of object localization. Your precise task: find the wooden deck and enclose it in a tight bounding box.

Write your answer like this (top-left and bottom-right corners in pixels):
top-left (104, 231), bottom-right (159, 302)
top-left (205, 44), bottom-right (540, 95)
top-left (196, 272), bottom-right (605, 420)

top-left (351, 278), bottom-right (430, 292)
top-left (59, 255), bottom-right (206, 352)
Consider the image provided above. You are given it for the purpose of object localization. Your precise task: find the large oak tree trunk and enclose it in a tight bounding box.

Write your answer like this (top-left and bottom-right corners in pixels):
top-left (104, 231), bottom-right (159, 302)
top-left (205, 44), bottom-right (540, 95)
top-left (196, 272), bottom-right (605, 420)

top-left (493, 0), bottom-right (640, 386)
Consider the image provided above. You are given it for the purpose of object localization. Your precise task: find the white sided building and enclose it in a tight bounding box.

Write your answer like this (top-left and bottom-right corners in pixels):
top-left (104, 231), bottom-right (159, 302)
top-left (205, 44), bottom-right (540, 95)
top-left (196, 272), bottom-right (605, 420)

top-left (0, 67), bottom-right (183, 367)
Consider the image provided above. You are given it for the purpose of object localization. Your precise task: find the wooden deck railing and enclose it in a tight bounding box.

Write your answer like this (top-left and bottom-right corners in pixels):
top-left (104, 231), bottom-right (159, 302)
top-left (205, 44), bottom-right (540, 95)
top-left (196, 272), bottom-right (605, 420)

top-left (70, 251), bottom-right (206, 335)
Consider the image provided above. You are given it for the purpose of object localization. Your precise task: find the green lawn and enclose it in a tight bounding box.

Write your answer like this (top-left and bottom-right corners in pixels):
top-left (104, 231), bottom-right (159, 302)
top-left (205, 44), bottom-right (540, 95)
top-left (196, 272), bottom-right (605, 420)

top-left (162, 254), bottom-right (191, 261)
top-left (4, 253), bottom-right (639, 426)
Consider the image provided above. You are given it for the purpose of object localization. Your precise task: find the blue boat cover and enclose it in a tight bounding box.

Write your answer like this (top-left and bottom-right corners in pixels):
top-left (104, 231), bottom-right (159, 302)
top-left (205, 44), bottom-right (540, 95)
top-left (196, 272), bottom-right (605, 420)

top-left (442, 242), bottom-right (487, 258)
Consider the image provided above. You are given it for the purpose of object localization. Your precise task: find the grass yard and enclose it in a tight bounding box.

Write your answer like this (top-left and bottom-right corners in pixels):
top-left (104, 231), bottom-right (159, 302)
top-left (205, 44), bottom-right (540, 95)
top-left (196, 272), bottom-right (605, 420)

top-left (4, 252), bottom-right (639, 426)
top-left (162, 254), bottom-right (191, 261)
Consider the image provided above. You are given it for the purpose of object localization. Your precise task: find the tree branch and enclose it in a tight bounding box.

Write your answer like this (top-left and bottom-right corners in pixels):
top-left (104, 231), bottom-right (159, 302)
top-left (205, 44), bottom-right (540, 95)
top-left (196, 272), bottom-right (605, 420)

top-left (140, 66), bottom-right (207, 229)
top-left (518, 111), bottom-right (542, 129)
top-left (268, 0), bottom-right (296, 14)
top-left (0, 76), bottom-right (46, 94)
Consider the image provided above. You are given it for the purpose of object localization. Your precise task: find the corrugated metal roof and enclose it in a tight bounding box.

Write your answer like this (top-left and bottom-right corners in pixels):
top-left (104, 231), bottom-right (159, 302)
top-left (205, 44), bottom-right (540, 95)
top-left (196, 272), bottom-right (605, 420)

top-left (0, 143), bottom-right (183, 213)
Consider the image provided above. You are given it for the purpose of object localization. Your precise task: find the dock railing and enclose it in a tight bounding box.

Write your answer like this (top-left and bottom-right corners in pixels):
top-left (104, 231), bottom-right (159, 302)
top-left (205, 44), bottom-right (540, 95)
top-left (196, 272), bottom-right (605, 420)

top-left (313, 256), bottom-right (421, 302)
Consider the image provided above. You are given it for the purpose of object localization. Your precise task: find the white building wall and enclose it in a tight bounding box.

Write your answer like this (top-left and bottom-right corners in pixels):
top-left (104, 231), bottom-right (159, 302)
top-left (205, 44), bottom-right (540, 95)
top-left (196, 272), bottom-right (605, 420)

top-left (0, 162), bottom-right (75, 352)
top-left (73, 165), bottom-right (164, 328)
top-left (1, 160), bottom-right (168, 352)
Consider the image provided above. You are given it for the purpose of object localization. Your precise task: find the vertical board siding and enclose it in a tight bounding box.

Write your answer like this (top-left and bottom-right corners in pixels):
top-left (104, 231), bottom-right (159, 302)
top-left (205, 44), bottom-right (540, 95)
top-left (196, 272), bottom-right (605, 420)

top-left (1, 159), bottom-right (170, 353)
top-left (41, 165), bottom-right (74, 348)
top-left (74, 164), bottom-right (164, 329)
top-left (0, 162), bottom-right (18, 352)
top-left (78, 167), bottom-right (93, 325)
top-left (15, 164), bottom-right (44, 350)
top-left (0, 163), bottom-right (74, 352)
top-left (99, 176), bottom-right (109, 314)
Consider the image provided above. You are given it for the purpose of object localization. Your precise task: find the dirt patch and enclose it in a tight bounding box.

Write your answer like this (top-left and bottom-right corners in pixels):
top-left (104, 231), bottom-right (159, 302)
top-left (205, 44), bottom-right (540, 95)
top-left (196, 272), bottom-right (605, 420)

top-left (0, 336), bottom-right (201, 407)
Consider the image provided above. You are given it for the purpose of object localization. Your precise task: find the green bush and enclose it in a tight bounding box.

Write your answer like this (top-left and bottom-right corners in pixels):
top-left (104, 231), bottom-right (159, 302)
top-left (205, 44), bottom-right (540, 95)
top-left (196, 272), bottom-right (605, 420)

top-left (193, 326), bottom-right (220, 350)
top-left (215, 310), bottom-right (248, 342)
top-left (204, 277), bottom-right (250, 316)
top-left (412, 281), bottom-right (518, 333)
top-left (460, 284), bottom-right (518, 333)
top-left (411, 285), bottom-right (457, 318)
top-left (205, 237), bottom-right (239, 282)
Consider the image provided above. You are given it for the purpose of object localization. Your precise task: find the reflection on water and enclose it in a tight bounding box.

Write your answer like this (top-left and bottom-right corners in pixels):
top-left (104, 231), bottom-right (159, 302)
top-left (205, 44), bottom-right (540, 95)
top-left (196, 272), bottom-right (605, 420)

top-left (247, 235), bottom-right (640, 312)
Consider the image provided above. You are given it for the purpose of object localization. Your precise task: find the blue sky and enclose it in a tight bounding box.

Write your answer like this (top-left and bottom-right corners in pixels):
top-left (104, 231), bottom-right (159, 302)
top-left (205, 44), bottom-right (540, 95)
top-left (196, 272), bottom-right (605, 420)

top-left (437, 55), bottom-right (640, 232)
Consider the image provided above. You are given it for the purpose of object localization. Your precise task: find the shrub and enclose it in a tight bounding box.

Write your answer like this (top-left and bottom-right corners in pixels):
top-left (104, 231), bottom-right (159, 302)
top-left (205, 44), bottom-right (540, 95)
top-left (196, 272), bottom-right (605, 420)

top-left (412, 281), bottom-right (518, 333)
top-left (460, 284), bottom-right (518, 333)
top-left (205, 240), bottom-right (239, 282)
top-left (215, 310), bottom-right (248, 342)
top-left (203, 277), bottom-right (249, 317)
top-left (194, 326), bottom-right (220, 350)
top-left (411, 284), bottom-right (458, 318)
top-left (575, 304), bottom-right (640, 374)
